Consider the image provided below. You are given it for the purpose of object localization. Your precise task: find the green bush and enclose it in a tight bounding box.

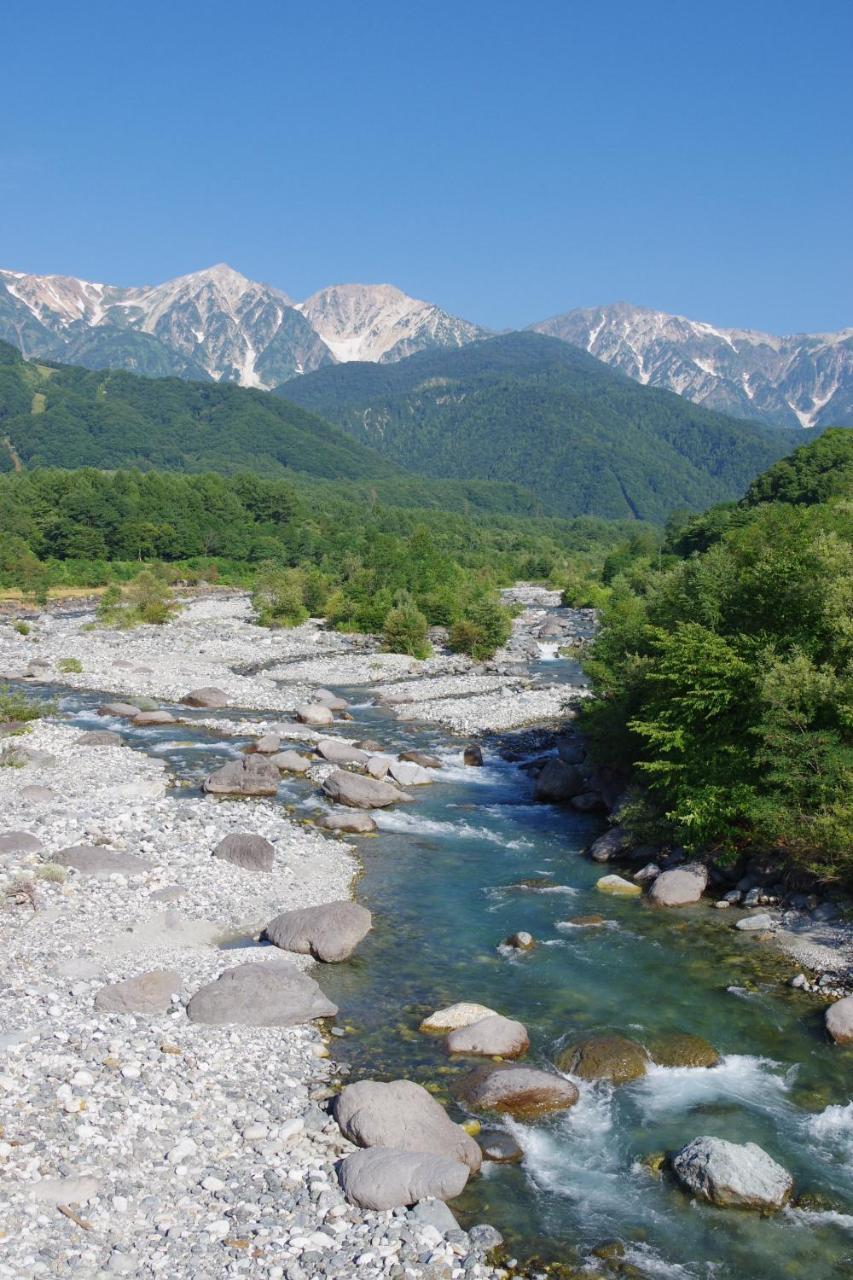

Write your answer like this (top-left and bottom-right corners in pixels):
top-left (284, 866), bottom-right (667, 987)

top-left (449, 598), bottom-right (513, 660)
top-left (96, 572), bottom-right (177, 628)
top-left (382, 599), bottom-right (431, 658)
top-left (13, 620), bottom-right (30, 636)
top-left (57, 657), bottom-right (83, 673)
top-left (251, 566), bottom-right (309, 628)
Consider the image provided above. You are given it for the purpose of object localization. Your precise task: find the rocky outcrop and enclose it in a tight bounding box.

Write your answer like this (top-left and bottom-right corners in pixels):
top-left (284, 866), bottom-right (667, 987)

top-left (186, 962), bottom-right (337, 1026)
top-left (457, 1064), bottom-right (579, 1117)
top-left (338, 1147), bottom-right (469, 1210)
top-left (334, 1079), bottom-right (481, 1172)
top-left (213, 832), bottom-right (275, 872)
top-left (446, 1015), bottom-right (529, 1059)
top-left (649, 864), bottom-right (708, 907)
top-left (322, 770), bottom-right (408, 809)
top-left (263, 901), bottom-right (372, 962)
top-left (203, 756), bottom-right (280, 797)
top-left (671, 1136), bottom-right (793, 1210)
top-left (556, 1034), bottom-right (649, 1084)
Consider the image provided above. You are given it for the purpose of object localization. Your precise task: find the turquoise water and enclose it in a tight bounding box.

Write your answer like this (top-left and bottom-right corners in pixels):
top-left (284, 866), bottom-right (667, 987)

top-left (41, 671), bottom-right (853, 1278)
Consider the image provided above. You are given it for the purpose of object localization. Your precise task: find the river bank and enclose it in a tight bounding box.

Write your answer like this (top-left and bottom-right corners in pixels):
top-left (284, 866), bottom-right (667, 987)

top-left (1, 590), bottom-right (852, 1280)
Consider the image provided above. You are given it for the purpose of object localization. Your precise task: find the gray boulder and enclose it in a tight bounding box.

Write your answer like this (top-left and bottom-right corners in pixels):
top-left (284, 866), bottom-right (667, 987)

top-left (457, 1064), bottom-right (579, 1117)
top-left (0, 831), bottom-right (44, 855)
top-left (463, 745), bottom-right (483, 767)
top-left (295, 703), bottom-right (335, 726)
top-left (181, 687), bottom-right (228, 708)
top-left (322, 770), bottom-right (407, 809)
top-left (213, 833), bottom-right (275, 872)
top-left (203, 756), bottom-right (280, 797)
top-left (338, 1148), bottom-right (469, 1210)
top-left (95, 968), bottom-right (180, 1014)
top-left (315, 689), bottom-right (348, 711)
top-left (533, 759), bottom-right (583, 802)
top-left (133, 710), bottom-right (176, 726)
top-left (264, 900), bottom-right (372, 962)
top-left (671, 1136), bottom-right (793, 1210)
top-left (388, 760), bottom-right (433, 787)
top-left (649, 864), bottom-right (708, 907)
top-left (270, 750), bottom-right (312, 774)
top-left (17, 785), bottom-right (57, 804)
top-left (334, 1079), bottom-right (481, 1172)
top-left (76, 730), bottom-right (122, 747)
top-left (316, 738), bottom-right (369, 766)
top-left (446, 1015), bottom-right (529, 1059)
top-left (98, 702), bottom-right (141, 719)
top-left (588, 825), bottom-right (630, 864)
top-left (400, 751), bottom-right (442, 769)
top-left (825, 996), bottom-right (853, 1044)
top-left (735, 913), bottom-right (774, 932)
top-left (249, 734), bottom-right (282, 755)
top-left (316, 810), bottom-right (377, 835)
top-left (53, 846), bottom-right (153, 878)
top-left (408, 1199), bottom-right (460, 1233)
top-left (186, 962), bottom-right (337, 1026)
top-left (367, 756), bottom-right (390, 779)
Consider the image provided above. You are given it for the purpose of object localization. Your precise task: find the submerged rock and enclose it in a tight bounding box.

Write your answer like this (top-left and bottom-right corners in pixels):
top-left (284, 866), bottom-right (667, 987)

top-left (479, 1130), bottom-right (524, 1163)
top-left (338, 1147), bottom-right (469, 1210)
top-left (556, 1033), bottom-right (649, 1084)
top-left (735, 913), bottom-right (775, 932)
top-left (186, 962), bottom-right (337, 1026)
top-left (263, 900), bottom-right (372, 962)
top-left (446, 1014), bottom-right (529, 1059)
top-left (322, 770), bottom-right (407, 809)
top-left (646, 1032), bottom-right (721, 1069)
top-left (457, 1064), bottom-right (579, 1117)
top-left (649, 864), bottom-right (708, 907)
top-left (671, 1136), bottom-right (793, 1210)
top-left (334, 1078), bottom-right (481, 1171)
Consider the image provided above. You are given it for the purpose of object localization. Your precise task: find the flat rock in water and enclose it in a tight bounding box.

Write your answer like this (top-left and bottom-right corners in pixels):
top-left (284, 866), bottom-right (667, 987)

top-left (98, 702), bottom-right (141, 719)
top-left (181, 687), bottom-right (228, 708)
top-left (213, 832), bottom-right (275, 872)
top-left (295, 703), bottom-right (335, 726)
top-left (671, 1136), bottom-right (793, 1210)
top-left (53, 846), bottom-right (153, 878)
top-left (388, 759), bottom-right (432, 786)
top-left (76, 730), bottom-right (122, 747)
top-left (400, 750), bottom-right (442, 769)
top-left (646, 1032), bottom-right (721, 1068)
top-left (735, 913), bottom-right (774, 932)
top-left (556, 1033), bottom-right (649, 1084)
top-left (264, 900), bottom-right (372, 962)
top-left (203, 756), bottom-right (280, 797)
top-left (338, 1147), bottom-right (469, 1210)
top-left (322, 770), bottom-right (407, 809)
top-left (825, 996), bottom-right (853, 1044)
top-left (596, 874), bottom-right (641, 897)
top-left (270, 750), bottom-right (312, 773)
top-left (479, 1130), bottom-right (524, 1163)
top-left (334, 1078), bottom-right (481, 1171)
top-left (316, 810), bottom-right (377, 835)
top-left (457, 1064), bottom-right (579, 1117)
top-left (133, 710), bottom-right (176, 726)
top-left (420, 1001), bottom-right (499, 1033)
top-left (0, 831), bottom-right (44, 855)
top-left (95, 968), bottom-right (181, 1014)
top-left (356, 739), bottom-right (384, 754)
top-left (649, 864), bottom-right (708, 907)
top-left (186, 962), bottom-right (337, 1026)
top-left (446, 1015), bottom-right (529, 1059)
top-left (316, 738), bottom-right (369, 766)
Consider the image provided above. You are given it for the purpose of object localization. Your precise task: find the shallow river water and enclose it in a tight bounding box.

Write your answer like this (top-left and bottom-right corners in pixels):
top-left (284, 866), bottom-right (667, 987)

top-left (49, 657), bottom-right (853, 1279)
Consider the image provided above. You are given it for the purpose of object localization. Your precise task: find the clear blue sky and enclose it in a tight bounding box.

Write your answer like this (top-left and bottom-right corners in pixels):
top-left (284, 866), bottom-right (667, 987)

top-left (2, 0), bottom-right (850, 333)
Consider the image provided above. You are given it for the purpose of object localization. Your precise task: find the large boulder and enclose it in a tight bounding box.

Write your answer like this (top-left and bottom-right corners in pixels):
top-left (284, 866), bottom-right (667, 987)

top-left (295, 703), bottom-right (335, 726)
top-left (270, 750), bottom-right (312, 774)
top-left (671, 1136), bottom-right (793, 1210)
top-left (0, 831), bottom-right (44, 855)
top-left (334, 1079), bottom-right (481, 1172)
top-left (181, 687), bottom-right (229, 709)
top-left (97, 702), bottom-right (141, 719)
top-left (338, 1148), bottom-right (469, 1210)
top-left (556, 1034), bottom-right (649, 1084)
top-left (649, 864), bottom-right (708, 907)
top-left (263, 900), bottom-right (372, 962)
top-left (322, 770), bottom-right (407, 809)
top-left (53, 846), bottom-right (153, 878)
top-left (213, 833), bottom-right (275, 872)
top-left (316, 810), bottom-right (377, 835)
top-left (825, 996), bottom-right (853, 1044)
top-left (95, 968), bottom-right (180, 1014)
top-left (420, 1002), bottom-right (498, 1033)
top-left (316, 738), bottom-right (369, 766)
top-left (315, 689), bottom-right (348, 711)
top-left (533, 759), bottom-right (583, 803)
top-left (203, 756), bottom-right (280, 797)
top-left (588, 825), bottom-right (631, 864)
top-left (446, 1015), bottom-right (529, 1059)
top-left (388, 760), bottom-right (433, 787)
top-left (186, 962), bottom-right (337, 1026)
top-left (646, 1032), bottom-right (721, 1069)
top-left (456, 1064), bottom-right (579, 1117)
top-left (133, 710), bottom-right (176, 726)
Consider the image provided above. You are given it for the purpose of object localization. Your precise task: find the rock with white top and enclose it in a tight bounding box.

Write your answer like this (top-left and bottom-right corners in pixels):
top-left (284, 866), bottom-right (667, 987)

top-left (388, 759), bottom-right (433, 786)
top-left (420, 1002), bottom-right (499, 1033)
top-left (596, 874), bottom-right (642, 897)
top-left (649, 864), bottom-right (708, 907)
top-left (338, 1147), bottom-right (469, 1210)
top-left (671, 1136), bottom-right (793, 1210)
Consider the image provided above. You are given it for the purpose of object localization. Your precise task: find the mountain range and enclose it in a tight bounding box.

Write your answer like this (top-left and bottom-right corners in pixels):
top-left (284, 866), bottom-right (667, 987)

top-left (1, 264), bottom-right (848, 430)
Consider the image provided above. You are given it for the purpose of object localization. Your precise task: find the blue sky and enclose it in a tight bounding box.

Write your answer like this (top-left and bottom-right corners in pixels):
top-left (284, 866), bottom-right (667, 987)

top-left (2, 0), bottom-right (850, 333)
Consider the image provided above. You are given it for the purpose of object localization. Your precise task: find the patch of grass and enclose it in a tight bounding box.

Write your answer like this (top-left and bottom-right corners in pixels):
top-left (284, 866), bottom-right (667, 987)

top-left (13, 620), bottom-right (30, 636)
top-left (35, 863), bottom-right (67, 883)
top-left (0, 684), bottom-right (56, 723)
top-left (57, 657), bottom-right (83, 673)
top-left (0, 748), bottom-right (27, 768)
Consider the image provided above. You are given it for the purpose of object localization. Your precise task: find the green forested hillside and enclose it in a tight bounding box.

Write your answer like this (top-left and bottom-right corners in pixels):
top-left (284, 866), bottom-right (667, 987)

top-left (577, 428), bottom-right (853, 881)
top-left (281, 332), bottom-right (806, 521)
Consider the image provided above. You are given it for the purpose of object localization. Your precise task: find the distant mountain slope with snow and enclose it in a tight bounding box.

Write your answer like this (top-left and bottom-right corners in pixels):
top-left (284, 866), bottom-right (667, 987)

top-left (531, 302), bottom-right (853, 429)
top-left (0, 265), bottom-right (485, 389)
